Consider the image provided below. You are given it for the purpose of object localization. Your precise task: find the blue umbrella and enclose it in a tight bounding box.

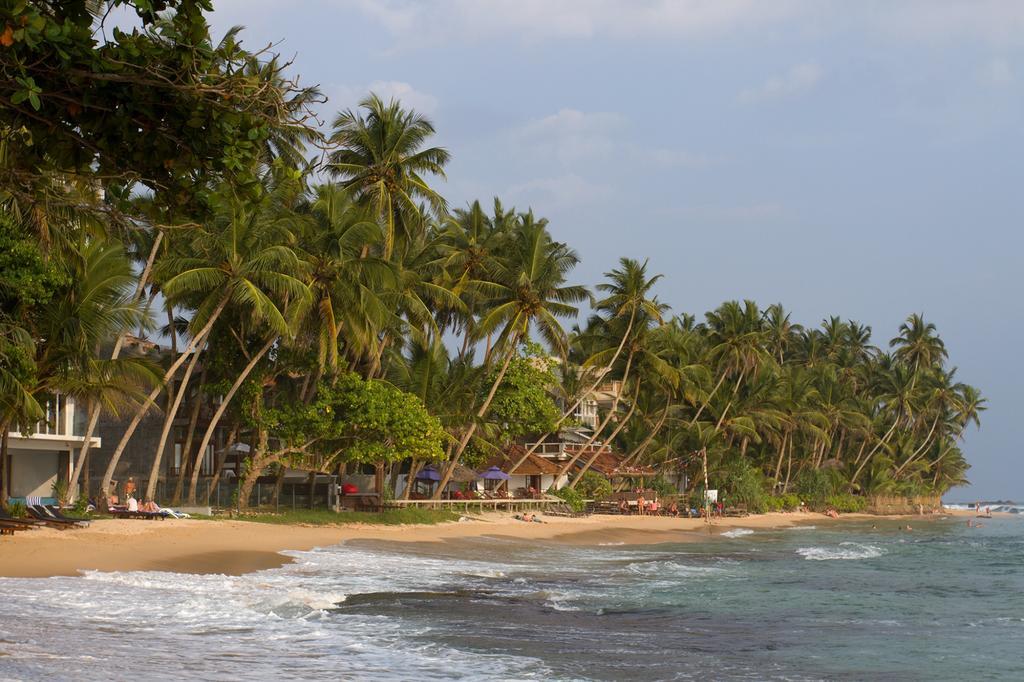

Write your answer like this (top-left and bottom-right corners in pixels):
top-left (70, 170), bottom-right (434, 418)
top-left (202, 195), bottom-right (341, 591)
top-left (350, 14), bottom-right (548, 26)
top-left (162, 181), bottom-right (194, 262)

top-left (479, 466), bottom-right (510, 481)
top-left (416, 465), bottom-right (442, 481)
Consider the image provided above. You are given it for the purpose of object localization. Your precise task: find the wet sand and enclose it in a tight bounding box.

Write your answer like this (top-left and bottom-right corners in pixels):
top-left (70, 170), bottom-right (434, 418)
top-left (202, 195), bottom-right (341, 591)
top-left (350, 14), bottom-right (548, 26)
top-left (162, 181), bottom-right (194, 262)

top-left (0, 510), bottom-right (970, 578)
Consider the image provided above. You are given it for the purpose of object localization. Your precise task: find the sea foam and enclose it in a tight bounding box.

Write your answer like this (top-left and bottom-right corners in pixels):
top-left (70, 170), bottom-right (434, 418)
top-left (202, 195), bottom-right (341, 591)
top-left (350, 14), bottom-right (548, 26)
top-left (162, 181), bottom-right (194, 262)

top-left (721, 528), bottom-right (755, 538)
top-left (796, 542), bottom-right (884, 561)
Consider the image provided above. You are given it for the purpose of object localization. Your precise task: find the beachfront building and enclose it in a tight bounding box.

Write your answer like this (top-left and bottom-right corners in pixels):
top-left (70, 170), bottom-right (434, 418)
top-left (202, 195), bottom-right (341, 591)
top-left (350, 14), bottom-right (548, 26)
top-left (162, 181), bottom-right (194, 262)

top-left (486, 446), bottom-right (567, 495)
top-left (2, 394), bottom-right (98, 504)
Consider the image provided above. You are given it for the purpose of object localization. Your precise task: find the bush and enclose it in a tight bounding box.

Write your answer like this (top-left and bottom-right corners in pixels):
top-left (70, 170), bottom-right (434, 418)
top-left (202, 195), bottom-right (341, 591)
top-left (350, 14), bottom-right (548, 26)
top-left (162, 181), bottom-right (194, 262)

top-left (825, 493), bottom-right (867, 513)
top-left (716, 459), bottom-right (771, 513)
top-left (793, 469), bottom-right (837, 507)
top-left (576, 472), bottom-right (612, 500)
top-left (551, 486), bottom-right (586, 512)
top-left (648, 475), bottom-right (677, 498)
top-left (7, 501), bottom-right (27, 518)
top-left (774, 493), bottom-right (802, 511)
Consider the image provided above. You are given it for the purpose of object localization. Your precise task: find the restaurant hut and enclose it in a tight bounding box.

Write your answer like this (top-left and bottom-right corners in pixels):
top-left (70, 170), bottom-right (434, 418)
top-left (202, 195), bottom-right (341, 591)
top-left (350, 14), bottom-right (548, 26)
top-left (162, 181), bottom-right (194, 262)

top-left (486, 446), bottom-right (565, 497)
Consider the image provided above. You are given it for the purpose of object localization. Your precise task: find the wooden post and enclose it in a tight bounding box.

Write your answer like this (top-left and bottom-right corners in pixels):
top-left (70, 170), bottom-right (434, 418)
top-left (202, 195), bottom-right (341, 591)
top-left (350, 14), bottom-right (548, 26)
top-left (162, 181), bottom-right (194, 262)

top-left (702, 447), bottom-right (711, 531)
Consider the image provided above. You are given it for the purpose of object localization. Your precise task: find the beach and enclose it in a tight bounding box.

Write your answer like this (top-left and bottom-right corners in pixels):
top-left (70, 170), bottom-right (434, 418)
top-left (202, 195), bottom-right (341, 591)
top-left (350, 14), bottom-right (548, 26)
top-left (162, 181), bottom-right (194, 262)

top-left (0, 510), bottom-right (969, 578)
top-left (2, 510), bottom-right (1019, 680)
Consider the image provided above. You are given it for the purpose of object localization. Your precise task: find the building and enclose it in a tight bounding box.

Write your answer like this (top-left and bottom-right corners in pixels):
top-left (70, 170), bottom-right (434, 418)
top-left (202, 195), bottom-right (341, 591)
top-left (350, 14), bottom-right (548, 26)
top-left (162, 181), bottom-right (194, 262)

top-left (3, 394), bottom-right (98, 503)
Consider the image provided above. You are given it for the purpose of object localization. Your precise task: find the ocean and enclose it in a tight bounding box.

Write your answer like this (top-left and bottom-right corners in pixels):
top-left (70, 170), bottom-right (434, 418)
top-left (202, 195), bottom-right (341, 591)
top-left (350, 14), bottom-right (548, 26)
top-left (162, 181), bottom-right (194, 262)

top-left (1, 514), bottom-right (1022, 681)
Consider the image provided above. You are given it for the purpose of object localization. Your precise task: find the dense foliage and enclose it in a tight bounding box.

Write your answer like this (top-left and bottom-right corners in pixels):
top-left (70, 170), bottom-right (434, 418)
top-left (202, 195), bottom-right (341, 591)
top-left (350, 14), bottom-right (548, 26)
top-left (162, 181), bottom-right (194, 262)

top-left (0, 1), bottom-right (984, 511)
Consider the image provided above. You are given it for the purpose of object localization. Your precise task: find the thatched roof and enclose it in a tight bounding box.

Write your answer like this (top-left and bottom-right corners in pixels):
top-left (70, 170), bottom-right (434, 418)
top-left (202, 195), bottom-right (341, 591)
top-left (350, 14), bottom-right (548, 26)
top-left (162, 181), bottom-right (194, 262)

top-left (489, 446), bottom-right (562, 476)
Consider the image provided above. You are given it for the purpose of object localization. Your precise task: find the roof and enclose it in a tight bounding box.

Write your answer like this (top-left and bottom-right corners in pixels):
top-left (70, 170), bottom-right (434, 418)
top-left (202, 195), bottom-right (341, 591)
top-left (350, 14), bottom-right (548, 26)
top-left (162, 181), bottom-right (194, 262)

top-left (564, 447), bottom-right (657, 477)
top-left (489, 446), bottom-right (562, 476)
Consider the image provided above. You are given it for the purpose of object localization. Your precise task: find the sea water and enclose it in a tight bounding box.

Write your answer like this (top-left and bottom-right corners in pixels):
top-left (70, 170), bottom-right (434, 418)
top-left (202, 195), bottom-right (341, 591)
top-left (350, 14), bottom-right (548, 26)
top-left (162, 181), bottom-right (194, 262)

top-left (1, 516), bottom-right (1022, 681)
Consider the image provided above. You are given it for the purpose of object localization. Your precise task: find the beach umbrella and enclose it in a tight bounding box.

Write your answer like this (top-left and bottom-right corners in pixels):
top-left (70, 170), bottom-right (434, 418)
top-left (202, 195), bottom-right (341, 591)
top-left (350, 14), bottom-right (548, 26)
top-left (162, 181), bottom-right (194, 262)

top-left (416, 465), bottom-right (442, 481)
top-left (479, 466), bottom-right (510, 481)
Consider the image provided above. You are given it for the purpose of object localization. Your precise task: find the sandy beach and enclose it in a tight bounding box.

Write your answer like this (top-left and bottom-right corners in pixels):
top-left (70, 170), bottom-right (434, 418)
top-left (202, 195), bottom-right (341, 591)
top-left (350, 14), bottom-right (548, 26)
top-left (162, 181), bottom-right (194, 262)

top-left (0, 510), bottom-right (973, 579)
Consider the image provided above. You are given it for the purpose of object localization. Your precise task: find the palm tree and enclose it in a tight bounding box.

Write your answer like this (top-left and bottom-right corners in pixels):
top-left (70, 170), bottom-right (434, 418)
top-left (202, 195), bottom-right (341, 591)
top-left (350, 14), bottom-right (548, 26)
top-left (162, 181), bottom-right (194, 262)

top-left (513, 257), bottom-right (664, 476)
top-left (98, 177), bottom-right (310, 503)
top-left (890, 313), bottom-right (947, 373)
top-left (328, 94), bottom-right (450, 259)
top-left (301, 183), bottom-right (391, 384)
top-left (432, 212), bottom-right (586, 497)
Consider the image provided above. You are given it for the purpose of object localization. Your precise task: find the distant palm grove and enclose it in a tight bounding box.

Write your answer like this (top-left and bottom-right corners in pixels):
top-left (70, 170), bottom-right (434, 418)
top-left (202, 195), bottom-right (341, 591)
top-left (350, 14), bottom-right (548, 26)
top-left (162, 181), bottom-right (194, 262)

top-left (0, 1), bottom-right (983, 511)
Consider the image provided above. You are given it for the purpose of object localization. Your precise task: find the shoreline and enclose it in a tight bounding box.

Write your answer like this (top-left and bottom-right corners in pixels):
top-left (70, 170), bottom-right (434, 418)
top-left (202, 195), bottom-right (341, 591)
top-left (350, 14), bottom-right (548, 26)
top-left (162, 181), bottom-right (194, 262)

top-left (0, 509), bottom-right (990, 579)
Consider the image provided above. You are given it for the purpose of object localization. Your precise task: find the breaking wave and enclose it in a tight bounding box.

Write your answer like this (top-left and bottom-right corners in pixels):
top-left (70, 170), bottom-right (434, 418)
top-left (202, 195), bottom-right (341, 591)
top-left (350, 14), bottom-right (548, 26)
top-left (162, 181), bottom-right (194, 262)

top-left (796, 542), bottom-right (884, 561)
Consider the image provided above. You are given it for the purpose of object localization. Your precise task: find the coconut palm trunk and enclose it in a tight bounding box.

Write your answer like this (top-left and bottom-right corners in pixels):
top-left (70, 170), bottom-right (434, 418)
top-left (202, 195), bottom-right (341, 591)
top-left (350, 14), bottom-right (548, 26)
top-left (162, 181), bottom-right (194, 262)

top-left (171, 365), bottom-right (206, 504)
top-left (204, 422), bottom-right (239, 505)
top-left (555, 350), bottom-right (636, 480)
top-left (98, 293), bottom-right (230, 503)
top-left (432, 336), bottom-right (518, 499)
top-left (506, 310), bottom-right (636, 475)
top-left (187, 335), bottom-right (277, 504)
top-left (849, 414), bottom-right (902, 490)
top-left (142, 339), bottom-right (203, 503)
top-left (568, 389), bottom-right (640, 488)
top-left (68, 231), bottom-right (164, 499)
top-left (893, 414), bottom-right (942, 478)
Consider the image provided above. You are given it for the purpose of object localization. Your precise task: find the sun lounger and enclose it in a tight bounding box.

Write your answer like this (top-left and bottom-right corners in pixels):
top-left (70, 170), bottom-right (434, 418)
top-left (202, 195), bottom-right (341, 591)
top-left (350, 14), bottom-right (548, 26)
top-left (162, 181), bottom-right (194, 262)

top-left (25, 505), bottom-right (76, 529)
top-left (109, 508), bottom-right (165, 520)
top-left (0, 509), bottom-right (46, 530)
top-left (35, 505), bottom-right (90, 527)
top-left (0, 517), bottom-right (32, 534)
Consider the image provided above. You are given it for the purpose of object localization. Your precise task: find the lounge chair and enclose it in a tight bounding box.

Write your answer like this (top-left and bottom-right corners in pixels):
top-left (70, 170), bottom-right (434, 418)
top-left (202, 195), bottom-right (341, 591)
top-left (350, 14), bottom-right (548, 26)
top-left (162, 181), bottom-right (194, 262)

top-left (0, 516), bottom-right (32, 534)
top-left (44, 505), bottom-right (91, 526)
top-left (109, 508), bottom-right (165, 520)
top-left (35, 505), bottom-right (89, 527)
top-left (26, 505), bottom-right (76, 529)
top-left (0, 509), bottom-right (46, 530)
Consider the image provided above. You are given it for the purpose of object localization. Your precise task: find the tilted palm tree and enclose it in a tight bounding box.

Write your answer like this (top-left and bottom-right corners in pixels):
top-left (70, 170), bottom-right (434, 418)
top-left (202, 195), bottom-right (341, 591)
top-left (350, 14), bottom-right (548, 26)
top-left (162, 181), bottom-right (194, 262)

top-left (432, 212), bottom-right (587, 497)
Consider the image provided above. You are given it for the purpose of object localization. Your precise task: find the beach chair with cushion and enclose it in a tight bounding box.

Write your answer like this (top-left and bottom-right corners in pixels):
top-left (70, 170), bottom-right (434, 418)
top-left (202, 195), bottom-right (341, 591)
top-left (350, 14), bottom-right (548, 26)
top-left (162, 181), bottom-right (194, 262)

top-left (25, 505), bottom-right (76, 529)
top-left (45, 505), bottom-right (91, 526)
top-left (33, 505), bottom-right (89, 527)
top-left (0, 509), bottom-right (46, 530)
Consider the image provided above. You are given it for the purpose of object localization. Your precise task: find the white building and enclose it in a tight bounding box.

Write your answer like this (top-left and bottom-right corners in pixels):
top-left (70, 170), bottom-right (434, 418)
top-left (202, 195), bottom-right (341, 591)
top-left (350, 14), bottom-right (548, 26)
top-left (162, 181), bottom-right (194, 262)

top-left (4, 394), bottom-right (99, 503)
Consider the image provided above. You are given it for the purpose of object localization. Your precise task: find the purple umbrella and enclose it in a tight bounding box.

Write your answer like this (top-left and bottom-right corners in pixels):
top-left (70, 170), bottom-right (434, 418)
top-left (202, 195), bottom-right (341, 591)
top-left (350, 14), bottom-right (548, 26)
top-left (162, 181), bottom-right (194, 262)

top-left (416, 465), bottom-right (442, 481)
top-left (479, 466), bottom-right (510, 481)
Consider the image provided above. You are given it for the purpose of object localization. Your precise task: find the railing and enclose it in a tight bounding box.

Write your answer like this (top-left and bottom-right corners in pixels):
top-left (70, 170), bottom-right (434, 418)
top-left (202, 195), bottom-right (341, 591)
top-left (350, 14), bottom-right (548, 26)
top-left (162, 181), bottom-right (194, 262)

top-left (386, 497), bottom-right (557, 512)
top-left (523, 442), bottom-right (606, 457)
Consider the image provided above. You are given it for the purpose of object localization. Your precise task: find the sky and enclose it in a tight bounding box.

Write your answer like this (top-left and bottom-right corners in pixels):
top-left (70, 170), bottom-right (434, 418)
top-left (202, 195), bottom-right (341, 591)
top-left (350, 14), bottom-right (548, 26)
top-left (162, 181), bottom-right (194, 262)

top-left (204, 0), bottom-right (1022, 500)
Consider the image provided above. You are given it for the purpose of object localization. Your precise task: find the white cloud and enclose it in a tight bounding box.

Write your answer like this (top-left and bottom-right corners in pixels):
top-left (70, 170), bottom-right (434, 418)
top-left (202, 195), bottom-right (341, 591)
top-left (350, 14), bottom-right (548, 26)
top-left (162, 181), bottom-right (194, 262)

top-left (513, 109), bottom-right (624, 165)
top-left (739, 63), bottom-right (824, 104)
top-left (324, 80), bottom-right (439, 116)
top-left (980, 57), bottom-right (1014, 86)
top-left (341, 1), bottom-right (1024, 48)
top-left (508, 108), bottom-right (714, 168)
top-left (347, 0), bottom-right (799, 44)
top-left (506, 173), bottom-right (612, 208)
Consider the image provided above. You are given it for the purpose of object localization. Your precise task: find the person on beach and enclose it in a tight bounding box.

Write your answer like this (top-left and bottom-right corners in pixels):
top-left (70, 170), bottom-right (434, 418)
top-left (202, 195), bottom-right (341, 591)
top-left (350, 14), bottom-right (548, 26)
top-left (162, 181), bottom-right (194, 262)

top-left (618, 499), bottom-right (629, 514)
top-left (637, 494), bottom-right (646, 515)
top-left (124, 477), bottom-right (136, 500)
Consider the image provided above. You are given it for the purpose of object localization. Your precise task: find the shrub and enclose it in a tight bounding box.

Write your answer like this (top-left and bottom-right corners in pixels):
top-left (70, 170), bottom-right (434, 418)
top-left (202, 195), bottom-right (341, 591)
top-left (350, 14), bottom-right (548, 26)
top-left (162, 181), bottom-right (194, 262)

top-left (716, 459), bottom-right (771, 513)
top-left (793, 469), bottom-right (837, 507)
top-left (774, 493), bottom-right (803, 511)
top-left (551, 486), bottom-right (586, 512)
top-left (825, 493), bottom-right (867, 513)
top-left (576, 472), bottom-right (612, 500)
top-left (51, 479), bottom-right (70, 506)
top-left (8, 501), bottom-right (27, 518)
top-left (648, 475), bottom-right (678, 498)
